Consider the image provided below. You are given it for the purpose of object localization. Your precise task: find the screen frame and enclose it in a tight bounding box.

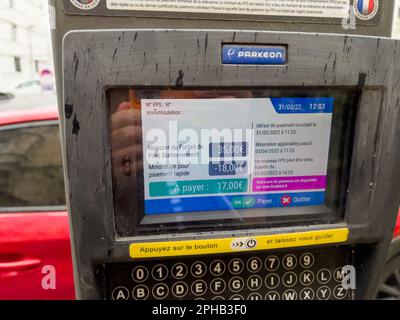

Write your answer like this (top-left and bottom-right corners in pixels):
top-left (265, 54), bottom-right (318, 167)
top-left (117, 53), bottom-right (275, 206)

top-left (108, 87), bottom-right (361, 236)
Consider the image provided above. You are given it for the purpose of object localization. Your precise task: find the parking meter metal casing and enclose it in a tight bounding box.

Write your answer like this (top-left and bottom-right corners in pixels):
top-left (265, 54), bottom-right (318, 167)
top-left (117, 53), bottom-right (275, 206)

top-left (50, 0), bottom-right (400, 299)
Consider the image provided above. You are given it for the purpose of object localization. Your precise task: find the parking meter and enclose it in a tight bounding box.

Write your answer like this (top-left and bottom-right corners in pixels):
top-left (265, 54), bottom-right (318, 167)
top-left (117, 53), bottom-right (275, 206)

top-left (50, 0), bottom-right (400, 300)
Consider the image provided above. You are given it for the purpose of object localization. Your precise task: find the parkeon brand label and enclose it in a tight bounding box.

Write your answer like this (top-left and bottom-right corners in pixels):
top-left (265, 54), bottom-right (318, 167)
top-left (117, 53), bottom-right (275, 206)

top-left (107, 0), bottom-right (350, 19)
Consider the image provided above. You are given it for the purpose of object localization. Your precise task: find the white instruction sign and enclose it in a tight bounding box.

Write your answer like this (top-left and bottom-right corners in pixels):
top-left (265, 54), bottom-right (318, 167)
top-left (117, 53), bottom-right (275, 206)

top-left (107, 0), bottom-right (350, 18)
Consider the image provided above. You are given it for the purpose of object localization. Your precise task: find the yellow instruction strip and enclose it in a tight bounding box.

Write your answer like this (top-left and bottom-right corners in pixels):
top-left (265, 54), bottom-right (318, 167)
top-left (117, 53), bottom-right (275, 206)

top-left (129, 228), bottom-right (349, 259)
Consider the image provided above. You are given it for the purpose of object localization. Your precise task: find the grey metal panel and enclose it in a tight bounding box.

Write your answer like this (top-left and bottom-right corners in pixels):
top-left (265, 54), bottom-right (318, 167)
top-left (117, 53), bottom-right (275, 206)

top-left (62, 29), bottom-right (400, 299)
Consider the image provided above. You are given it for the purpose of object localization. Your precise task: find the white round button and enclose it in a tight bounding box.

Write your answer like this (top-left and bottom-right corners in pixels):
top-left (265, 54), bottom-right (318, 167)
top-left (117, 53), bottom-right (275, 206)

top-left (300, 270), bottom-right (315, 286)
top-left (191, 280), bottom-right (207, 296)
top-left (152, 264), bottom-right (169, 281)
top-left (282, 272), bottom-right (298, 288)
top-left (247, 257), bottom-right (262, 273)
top-left (228, 258), bottom-right (244, 275)
top-left (210, 278), bottom-right (226, 295)
top-left (265, 273), bottom-right (280, 289)
top-left (229, 276), bottom-right (244, 293)
top-left (131, 266), bottom-right (148, 283)
top-left (210, 260), bottom-right (226, 276)
top-left (317, 269), bottom-right (332, 284)
top-left (265, 255), bottom-right (280, 272)
top-left (112, 286), bottom-right (129, 300)
top-left (333, 285), bottom-right (348, 300)
top-left (317, 286), bottom-right (331, 300)
top-left (300, 287), bottom-right (315, 300)
top-left (300, 253), bottom-right (315, 268)
top-left (152, 283), bottom-right (169, 300)
top-left (132, 285), bottom-right (149, 300)
top-left (247, 293), bottom-right (263, 300)
top-left (247, 275), bottom-right (262, 291)
top-left (172, 281), bottom-right (188, 298)
top-left (172, 263), bottom-right (188, 280)
top-left (282, 289), bottom-right (298, 300)
top-left (191, 261), bottom-right (207, 278)
top-left (282, 254), bottom-right (297, 270)
top-left (265, 291), bottom-right (280, 300)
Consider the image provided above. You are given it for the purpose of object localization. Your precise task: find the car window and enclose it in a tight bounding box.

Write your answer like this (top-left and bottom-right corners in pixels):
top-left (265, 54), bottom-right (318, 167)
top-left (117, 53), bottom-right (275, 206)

top-left (0, 123), bottom-right (66, 209)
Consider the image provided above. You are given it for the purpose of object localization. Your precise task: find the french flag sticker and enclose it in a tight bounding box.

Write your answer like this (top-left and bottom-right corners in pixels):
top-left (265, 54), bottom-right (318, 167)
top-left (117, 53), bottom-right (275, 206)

top-left (355, 0), bottom-right (379, 20)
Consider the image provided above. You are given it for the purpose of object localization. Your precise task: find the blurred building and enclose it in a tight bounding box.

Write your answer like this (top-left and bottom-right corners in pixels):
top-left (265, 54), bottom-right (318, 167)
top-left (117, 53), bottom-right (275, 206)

top-left (0, 0), bottom-right (52, 89)
top-left (394, 0), bottom-right (400, 38)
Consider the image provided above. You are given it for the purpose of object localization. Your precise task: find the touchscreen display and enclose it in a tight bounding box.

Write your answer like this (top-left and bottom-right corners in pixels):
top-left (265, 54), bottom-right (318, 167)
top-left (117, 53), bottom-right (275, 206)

top-left (109, 89), bottom-right (356, 224)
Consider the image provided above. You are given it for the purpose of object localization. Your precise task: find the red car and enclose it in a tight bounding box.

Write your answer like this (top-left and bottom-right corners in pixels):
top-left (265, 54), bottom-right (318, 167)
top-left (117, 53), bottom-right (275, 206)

top-left (0, 95), bottom-right (399, 300)
top-left (0, 95), bottom-right (74, 300)
top-left (375, 209), bottom-right (400, 299)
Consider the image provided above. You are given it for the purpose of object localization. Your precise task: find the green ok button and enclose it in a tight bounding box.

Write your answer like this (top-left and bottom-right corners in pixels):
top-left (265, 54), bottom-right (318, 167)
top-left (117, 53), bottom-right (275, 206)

top-left (231, 196), bottom-right (256, 209)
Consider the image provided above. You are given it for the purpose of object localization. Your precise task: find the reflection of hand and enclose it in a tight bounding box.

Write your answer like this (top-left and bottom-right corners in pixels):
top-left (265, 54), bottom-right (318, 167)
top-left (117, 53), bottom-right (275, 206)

top-left (111, 101), bottom-right (142, 178)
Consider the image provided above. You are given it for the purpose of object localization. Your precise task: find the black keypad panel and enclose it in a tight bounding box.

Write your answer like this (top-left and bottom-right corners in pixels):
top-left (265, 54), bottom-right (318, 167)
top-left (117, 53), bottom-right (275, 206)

top-left (105, 247), bottom-right (354, 300)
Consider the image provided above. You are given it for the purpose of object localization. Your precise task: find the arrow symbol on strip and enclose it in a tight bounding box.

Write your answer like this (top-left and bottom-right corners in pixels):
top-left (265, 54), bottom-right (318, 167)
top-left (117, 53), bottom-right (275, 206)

top-left (232, 242), bottom-right (244, 247)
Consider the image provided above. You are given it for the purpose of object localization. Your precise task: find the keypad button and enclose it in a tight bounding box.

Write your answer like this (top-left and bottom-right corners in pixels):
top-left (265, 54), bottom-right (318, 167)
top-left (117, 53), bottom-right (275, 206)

top-left (246, 257), bottom-right (262, 273)
top-left (333, 285), bottom-right (348, 300)
top-left (132, 285), bottom-right (149, 300)
top-left (334, 267), bottom-right (346, 283)
top-left (228, 258), bottom-right (244, 275)
top-left (300, 270), bottom-right (315, 286)
top-left (300, 253), bottom-right (315, 269)
top-left (172, 282), bottom-right (188, 298)
top-left (112, 286), bottom-right (129, 300)
top-left (210, 278), bottom-right (226, 295)
top-left (282, 254), bottom-right (297, 270)
top-left (282, 272), bottom-right (297, 288)
top-left (210, 260), bottom-right (226, 276)
top-left (317, 269), bottom-right (332, 284)
top-left (230, 294), bottom-right (244, 300)
top-left (265, 273), bottom-right (280, 289)
top-left (131, 266), bottom-right (148, 283)
top-left (265, 255), bottom-right (280, 272)
top-left (172, 263), bottom-right (188, 280)
top-left (265, 291), bottom-right (280, 300)
top-left (152, 283), bottom-right (169, 300)
top-left (191, 261), bottom-right (207, 278)
top-left (316, 286), bottom-right (331, 300)
top-left (300, 287), bottom-right (315, 300)
top-left (247, 293), bottom-right (263, 300)
top-left (191, 280), bottom-right (207, 296)
top-left (152, 264), bottom-right (168, 281)
top-left (212, 296), bottom-right (225, 300)
top-left (282, 289), bottom-right (298, 300)
top-left (229, 276), bottom-right (245, 293)
top-left (247, 275), bottom-right (262, 291)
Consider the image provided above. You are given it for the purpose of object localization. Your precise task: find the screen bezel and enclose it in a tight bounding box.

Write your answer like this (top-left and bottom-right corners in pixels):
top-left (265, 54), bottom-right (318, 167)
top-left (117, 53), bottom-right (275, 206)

top-left (109, 86), bottom-right (360, 236)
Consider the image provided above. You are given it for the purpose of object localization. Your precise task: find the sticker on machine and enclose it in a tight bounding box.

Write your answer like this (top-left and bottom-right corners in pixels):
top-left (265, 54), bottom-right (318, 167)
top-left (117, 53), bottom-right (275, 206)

top-left (353, 0), bottom-right (379, 20)
top-left (70, 0), bottom-right (101, 10)
top-left (129, 228), bottom-right (349, 259)
top-left (106, 0), bottom-right (351, 19)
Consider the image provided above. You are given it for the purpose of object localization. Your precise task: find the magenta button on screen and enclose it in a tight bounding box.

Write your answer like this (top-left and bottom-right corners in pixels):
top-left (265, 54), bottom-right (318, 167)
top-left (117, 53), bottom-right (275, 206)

top-left (252, 175), bottom-right (327, 192)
